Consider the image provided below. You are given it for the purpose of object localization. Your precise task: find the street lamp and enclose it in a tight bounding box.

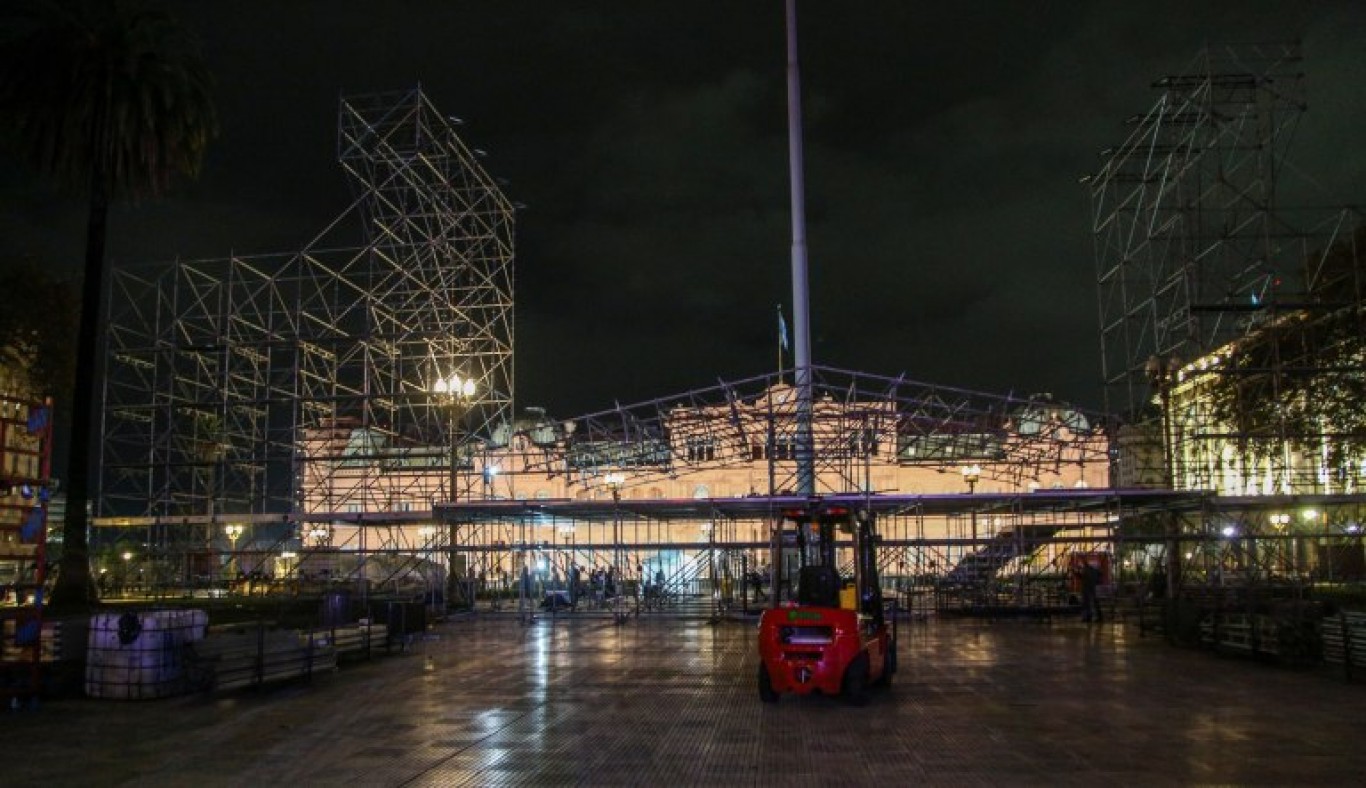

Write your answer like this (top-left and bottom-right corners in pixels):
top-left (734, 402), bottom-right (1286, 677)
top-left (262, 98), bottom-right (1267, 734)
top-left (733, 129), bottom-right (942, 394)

top-left (1271, 513), bottom-right (1291, 576)
top-left (960, 464), bottom-right (981, 494)
top-left (431, 371), bottom-right (477, 610)
top-left (605, 473), bottom-right (624, 544)
top-left (305, 524), bottom-right (331, 548)
top-left (960, 465), bottom-right (981, 545)
top-left (224, 524), bottom-right (244, 584)
top-left (431, 372), bottom-right (477, 501)
top-left (604, 473), bottom-right (628, 622)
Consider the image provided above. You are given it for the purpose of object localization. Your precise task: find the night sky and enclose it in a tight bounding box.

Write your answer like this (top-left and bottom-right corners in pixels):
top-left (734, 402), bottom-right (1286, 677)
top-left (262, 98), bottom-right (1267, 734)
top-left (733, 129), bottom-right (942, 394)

top-left (2, 1), bottom-right (1364, 419)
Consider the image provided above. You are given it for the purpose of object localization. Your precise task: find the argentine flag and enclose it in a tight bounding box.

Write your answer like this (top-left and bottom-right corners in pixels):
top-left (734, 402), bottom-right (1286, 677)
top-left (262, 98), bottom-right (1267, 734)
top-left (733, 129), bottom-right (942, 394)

top-left (777, 305), bottom-right (789, 351)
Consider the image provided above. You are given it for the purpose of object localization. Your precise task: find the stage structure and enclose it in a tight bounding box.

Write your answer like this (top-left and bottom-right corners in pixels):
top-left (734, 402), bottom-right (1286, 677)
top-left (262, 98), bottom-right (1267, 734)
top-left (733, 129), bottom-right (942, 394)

top-left (1090, 42), bottom-right (1365, 495)
top-left (95, 354), bottom-right (1125, 608)
top-left (96, 87), bottom-right (515, 584)
top-left (409, 366), bottom-right (1119, 616)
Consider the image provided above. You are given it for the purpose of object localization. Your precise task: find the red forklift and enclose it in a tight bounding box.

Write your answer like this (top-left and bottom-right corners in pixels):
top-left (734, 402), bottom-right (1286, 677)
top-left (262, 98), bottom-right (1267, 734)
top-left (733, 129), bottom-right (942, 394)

top-left (757, 499), bottom-right (896, 705)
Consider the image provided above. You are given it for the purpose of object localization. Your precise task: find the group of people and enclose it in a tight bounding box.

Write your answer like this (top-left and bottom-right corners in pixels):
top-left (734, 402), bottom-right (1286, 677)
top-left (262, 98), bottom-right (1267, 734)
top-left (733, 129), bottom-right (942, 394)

top-left (524, 563), bottom-right (625, 612)
top-left (743, 564), bottom-right (771, 602)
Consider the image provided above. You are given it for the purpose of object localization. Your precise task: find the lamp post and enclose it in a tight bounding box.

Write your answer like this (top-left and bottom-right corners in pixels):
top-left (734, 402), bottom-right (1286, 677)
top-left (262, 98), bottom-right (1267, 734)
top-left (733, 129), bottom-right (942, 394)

top-left (960, 464), bottom-right (981, 544)
top-left (305, 524), bottom-right (331, 548)
top-left (1270, 513), bottom-right (1290, 577)
top-left (959, 464), bottom-right (983, 604)
top-left (432, 372), bottom-right (477, 611)
top-left (224, 523), bottom-right (244, 589)
top-left (431, 373), bottom-right (477, 501)
top-left (1303, 509), bottom-right (1322, 581)
top-left (605, 473), bottom-right (627, 623)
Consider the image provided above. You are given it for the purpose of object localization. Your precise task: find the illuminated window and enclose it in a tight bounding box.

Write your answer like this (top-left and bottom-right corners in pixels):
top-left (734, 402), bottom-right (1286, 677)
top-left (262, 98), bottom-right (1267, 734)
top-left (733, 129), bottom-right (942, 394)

top-left (685, 437), bottom-right (716, 463)
top-left (848, 428), bottom-right (878, 456)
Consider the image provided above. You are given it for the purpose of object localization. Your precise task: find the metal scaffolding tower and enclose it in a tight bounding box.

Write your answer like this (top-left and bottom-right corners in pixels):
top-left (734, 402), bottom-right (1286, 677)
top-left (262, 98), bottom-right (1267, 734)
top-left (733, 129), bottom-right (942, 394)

top-left (1086, 43), bottom-right (1366, 650)
top-left (98, 87), bottom-right (515, 529)
top-left (1089, 42), bottom-right (1365, 492)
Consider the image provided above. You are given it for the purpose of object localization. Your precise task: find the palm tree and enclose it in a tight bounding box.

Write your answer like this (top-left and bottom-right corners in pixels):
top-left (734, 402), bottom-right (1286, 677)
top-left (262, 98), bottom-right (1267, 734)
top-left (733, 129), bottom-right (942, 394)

top-left (0, 0), bottom-right (216, 610)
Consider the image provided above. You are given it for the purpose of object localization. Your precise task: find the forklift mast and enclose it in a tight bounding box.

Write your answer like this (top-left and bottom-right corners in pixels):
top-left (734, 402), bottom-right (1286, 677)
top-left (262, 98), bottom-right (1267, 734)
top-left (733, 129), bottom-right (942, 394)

top-left (853, 512), bottom-right (884, 626)
top-left (772, 501), bottom-right (882, 621)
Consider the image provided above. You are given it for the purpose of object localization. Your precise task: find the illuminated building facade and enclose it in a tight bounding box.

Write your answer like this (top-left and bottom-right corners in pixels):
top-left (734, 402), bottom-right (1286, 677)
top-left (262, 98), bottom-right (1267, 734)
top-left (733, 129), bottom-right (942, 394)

top-left (291, 369), bottom-right (1115, 598)
top-left (301, 379), bottom-right (1110, 515)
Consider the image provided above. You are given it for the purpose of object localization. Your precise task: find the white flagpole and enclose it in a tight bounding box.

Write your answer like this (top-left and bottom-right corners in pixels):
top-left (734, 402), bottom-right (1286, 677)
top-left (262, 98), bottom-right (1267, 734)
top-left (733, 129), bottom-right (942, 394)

top-left (786, 0), bottom-right (814, 498)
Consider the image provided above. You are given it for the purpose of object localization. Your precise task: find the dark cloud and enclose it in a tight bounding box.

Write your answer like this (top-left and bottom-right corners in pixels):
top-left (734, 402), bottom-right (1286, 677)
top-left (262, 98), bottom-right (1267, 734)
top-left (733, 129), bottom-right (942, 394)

top-left (3, 0), bottom-right (1363, 418)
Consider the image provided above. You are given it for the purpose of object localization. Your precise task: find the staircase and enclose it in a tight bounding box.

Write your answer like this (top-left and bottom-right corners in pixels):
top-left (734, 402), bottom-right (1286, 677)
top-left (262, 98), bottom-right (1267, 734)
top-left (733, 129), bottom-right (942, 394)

top-left (945, 523), bottom-right (1061, 588)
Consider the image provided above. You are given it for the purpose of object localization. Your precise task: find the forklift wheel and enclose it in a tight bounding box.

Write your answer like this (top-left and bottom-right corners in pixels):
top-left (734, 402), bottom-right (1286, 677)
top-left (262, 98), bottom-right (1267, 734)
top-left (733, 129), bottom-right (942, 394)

top-left (758, 663), bottom-right (779, 704)
top-left (843, 654), bottom-right (870, 706)
top-left (874, 646), bottom-right (896, 688)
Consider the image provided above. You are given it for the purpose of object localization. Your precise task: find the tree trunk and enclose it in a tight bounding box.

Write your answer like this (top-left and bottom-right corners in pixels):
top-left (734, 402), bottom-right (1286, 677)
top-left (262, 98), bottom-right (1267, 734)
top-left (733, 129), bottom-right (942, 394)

top-left (48, 180), bottom-right (108, 612)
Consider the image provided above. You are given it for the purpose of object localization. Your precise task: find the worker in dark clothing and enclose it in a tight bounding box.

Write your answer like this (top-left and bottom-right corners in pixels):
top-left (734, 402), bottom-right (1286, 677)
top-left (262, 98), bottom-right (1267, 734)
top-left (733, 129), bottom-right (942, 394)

top-left (1079, 560), bottom-right (1102, 623)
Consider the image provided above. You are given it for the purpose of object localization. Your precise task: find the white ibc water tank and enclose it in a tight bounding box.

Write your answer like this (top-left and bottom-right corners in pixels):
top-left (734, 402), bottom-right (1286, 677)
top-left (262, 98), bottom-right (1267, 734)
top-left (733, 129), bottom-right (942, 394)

top-left (85, 609), bottom-right (208, 700)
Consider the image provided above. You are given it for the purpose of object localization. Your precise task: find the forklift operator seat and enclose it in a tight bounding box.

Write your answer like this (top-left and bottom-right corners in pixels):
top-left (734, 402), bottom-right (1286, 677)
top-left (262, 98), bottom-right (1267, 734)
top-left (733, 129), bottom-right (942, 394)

top-left (797, 565), bottom-right (841, 608)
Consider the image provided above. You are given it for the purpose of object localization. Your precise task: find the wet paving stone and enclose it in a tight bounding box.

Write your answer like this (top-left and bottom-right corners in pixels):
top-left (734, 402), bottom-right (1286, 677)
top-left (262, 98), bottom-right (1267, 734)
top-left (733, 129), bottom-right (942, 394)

top-left (5, 616), bottom-right (1366, 786)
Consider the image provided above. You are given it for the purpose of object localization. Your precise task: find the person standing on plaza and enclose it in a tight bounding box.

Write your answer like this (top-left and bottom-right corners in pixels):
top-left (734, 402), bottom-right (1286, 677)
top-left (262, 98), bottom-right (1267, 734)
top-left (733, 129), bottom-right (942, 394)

top-left (519, 564), bottom-right (533, 615)
top-left (1078, 559), bottom-right (1102, 623)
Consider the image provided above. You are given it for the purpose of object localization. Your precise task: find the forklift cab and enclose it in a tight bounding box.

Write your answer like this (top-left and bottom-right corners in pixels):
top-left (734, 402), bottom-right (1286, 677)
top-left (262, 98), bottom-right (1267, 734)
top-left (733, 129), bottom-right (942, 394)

top-left (779, 502), bottom-right (885, 622)
top-left (797, 565), bottom-right (840, 608)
